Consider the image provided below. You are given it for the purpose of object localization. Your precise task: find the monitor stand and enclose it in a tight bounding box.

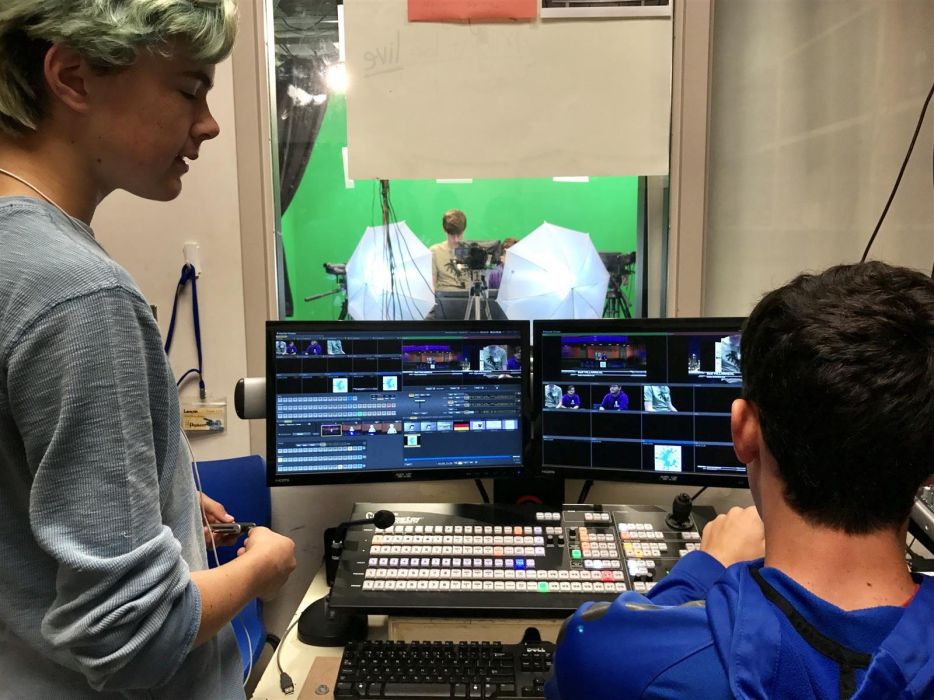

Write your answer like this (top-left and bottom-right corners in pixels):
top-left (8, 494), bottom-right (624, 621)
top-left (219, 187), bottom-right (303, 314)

top-left (492, 475), bottom-right (565, 507)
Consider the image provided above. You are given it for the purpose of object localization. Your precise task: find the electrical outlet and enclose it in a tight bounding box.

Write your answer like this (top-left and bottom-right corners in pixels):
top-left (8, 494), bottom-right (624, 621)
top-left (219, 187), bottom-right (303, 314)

top-left (183, 242), bottom-right (201, 277)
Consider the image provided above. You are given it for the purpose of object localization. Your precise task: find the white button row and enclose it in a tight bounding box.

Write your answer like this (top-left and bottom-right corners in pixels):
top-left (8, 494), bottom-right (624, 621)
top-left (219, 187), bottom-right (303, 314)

top-left (372, 535), bottom-right (544, 546)
top-left (368, 557), bottom-right (536, 569)
top-left (628, 559), bottom-right (657, 574)
top-left (383, 525), bottom-right (544, 535)
top-left (583, 512), bottom-right (611, 522)
top-left (360, 579), bottom-right (628, 593)
top-left (364, 567), bottom-right (627, 582)
top-left (535, 512), bottom-right (562, 521)
top-left (678, 543), bottom-right (701, 557)
top-left (370, 545), bottom-right (547, 557)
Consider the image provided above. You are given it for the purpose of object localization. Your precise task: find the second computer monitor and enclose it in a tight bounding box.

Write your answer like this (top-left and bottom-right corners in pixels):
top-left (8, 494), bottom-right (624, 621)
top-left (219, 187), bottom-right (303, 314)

top-left (535, 318), bottom-right (747, 488)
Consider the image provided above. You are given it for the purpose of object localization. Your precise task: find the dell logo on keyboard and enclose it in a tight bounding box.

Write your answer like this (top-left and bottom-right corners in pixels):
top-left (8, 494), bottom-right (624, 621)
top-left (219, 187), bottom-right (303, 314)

top-left (395, 472), bottom-right (413, 479)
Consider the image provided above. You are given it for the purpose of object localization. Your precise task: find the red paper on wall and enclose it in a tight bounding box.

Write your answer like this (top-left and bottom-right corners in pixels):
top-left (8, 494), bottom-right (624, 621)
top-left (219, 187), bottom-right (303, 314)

top-left (409, 0), bottom-right (537, 21)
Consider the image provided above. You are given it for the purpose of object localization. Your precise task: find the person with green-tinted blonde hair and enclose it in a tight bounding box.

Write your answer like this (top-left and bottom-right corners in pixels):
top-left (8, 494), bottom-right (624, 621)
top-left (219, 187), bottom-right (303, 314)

top-left (0, 2), bottom-right (296, 698)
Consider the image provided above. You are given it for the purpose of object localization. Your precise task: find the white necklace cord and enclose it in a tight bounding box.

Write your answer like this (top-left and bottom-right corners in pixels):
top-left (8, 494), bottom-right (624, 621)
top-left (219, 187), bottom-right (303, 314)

top-left (0, 167), bottom-right (73, 221)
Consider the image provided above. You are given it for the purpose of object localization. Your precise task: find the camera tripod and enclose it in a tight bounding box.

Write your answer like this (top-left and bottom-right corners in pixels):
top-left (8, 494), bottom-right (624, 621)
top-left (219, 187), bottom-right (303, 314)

top-left (304, 262), bottom-right (349, 320)
top-left (464, 269), bottom-right (494, 320)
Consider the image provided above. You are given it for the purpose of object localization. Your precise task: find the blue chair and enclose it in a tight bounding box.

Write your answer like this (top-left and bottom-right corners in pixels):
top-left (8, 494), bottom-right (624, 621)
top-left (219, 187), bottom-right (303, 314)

top-left (194, 454), bottom-right (277, 679)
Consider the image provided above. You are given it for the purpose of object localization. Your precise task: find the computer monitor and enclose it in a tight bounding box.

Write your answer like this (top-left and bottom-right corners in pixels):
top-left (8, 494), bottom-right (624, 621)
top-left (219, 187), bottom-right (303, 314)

top-left (534, 318), bottom-right (748, 488)
top-left (266, 321), bottom-right (529, 486)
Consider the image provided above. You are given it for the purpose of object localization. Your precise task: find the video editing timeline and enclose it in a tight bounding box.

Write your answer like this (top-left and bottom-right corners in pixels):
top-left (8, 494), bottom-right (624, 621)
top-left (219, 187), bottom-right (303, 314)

top-left (328, 502), bottom-right (716, 617)
top-left (538, 322), bottom-right (746, 482)
top-left (269, 328), bottom-right (524, 481)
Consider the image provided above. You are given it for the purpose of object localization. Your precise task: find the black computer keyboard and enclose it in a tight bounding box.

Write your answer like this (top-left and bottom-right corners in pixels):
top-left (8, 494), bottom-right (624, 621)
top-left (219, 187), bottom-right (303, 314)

top-left (334, 640), bottom-right (554, 699)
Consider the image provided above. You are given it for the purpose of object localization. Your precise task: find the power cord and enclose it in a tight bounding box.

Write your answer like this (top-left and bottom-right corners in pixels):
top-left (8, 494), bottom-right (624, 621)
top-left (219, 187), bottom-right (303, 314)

top-left (275, 616), bottom-right (302, 694)
top-left (859, 79), bottom-right (934, 263)
top-left (690, 486), bottom-right (708, 502)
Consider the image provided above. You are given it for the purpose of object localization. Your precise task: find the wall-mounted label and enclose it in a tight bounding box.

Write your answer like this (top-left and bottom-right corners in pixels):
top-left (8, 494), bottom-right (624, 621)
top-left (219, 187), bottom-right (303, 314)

top-left (182, 398), bottom-right (227, 433)
top-left (409, 0), bottom-right (536, 21)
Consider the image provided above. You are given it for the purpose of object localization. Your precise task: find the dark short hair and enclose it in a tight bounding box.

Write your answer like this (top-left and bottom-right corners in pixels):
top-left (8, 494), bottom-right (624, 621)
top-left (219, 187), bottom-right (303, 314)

top-left (442, 209), bottom-right (466, 236)
top-left (741, 262), bottom-right (934, 533)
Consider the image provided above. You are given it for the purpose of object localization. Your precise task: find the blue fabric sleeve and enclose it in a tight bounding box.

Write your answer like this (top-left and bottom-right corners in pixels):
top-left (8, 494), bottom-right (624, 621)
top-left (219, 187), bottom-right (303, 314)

top-left (646, 550), bottom-right (726, 605)
top-left (7, 288), bottom-right (201, 692)
top-left (545, 591), bottom-right (718, 700)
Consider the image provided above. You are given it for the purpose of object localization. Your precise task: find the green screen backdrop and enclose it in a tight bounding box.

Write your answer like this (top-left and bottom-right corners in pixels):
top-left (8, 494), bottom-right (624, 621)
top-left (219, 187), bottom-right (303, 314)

top-left (282, 96), bottom-right (639, 320)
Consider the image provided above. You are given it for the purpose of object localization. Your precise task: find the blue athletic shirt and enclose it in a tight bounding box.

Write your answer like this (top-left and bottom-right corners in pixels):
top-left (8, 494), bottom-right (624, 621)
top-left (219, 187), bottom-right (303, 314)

top-left (546, 550), bottom-right (934, 699)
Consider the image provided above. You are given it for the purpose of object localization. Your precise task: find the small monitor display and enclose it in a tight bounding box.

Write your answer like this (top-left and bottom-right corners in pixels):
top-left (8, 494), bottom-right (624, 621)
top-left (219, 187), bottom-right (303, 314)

top-left (535, 318), bottom-right (747, 487)
top-left (267, 321), bottom-right (528, 485)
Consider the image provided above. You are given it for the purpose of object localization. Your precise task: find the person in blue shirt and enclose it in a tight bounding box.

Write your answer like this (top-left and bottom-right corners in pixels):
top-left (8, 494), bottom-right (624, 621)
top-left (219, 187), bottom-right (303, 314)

top-left (560, 385), bottom-right (581, 409)
top-left (599, 384), bottom-right (628, 410)
top-left (547, 262), bottom-right (934, 700)
top-left (506, 346), bottom-right (522, 371)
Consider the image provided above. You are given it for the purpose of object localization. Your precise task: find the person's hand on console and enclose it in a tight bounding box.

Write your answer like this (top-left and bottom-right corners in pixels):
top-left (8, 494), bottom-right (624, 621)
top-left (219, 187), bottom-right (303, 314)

top-left (199, 492), bottom-right (240, 548)
top-left (700, 506), bottom-right (765, 568)
top-left (236, 526), bottom-right (297, 600)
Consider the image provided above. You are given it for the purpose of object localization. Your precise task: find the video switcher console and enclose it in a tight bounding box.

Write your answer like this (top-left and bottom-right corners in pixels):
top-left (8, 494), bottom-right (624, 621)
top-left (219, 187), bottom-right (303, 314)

top-left (329, 502), bottom-right (716, 617)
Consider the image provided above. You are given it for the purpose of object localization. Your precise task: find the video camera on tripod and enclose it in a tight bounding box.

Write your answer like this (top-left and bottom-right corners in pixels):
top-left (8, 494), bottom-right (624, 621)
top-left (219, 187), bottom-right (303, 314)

top-left (600, 251), bottom-right (637, 318)
top-left (453, 240), bottom-right (502, 271)
top-left (304, 262), bottom-right (349, 320)
top-left (443, 241), bottom-right (504, 321)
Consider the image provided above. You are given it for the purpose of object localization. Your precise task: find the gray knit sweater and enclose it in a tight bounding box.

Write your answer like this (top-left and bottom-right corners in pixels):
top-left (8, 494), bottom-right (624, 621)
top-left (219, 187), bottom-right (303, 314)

top-left (0, 197), bottom-right (243, 699)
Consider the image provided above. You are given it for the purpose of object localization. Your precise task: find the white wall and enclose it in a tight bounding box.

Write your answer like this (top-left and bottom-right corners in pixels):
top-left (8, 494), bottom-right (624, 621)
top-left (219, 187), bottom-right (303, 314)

top-left (705, 0), bottom-right (934, 316)
top-left (93, 58), bottom-right (251, 462)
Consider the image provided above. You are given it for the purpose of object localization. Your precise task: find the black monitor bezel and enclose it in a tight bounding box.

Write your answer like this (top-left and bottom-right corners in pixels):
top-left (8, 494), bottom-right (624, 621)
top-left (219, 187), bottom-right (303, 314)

top-left (533, 317), bottom-right (748, 489)
top-left (266, 320), bottom-right (531, 487)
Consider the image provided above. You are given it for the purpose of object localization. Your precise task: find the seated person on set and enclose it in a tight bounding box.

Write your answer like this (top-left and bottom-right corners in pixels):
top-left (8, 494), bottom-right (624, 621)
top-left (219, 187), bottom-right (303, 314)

top-left (506, 346), bottom-right (522, 371)
top-left (599, 384), bottom-right (628, 410)
top-left (544, 383), bottom-right (563, 409)
top-left (430, 209), bottom-right (468, 292)
top-left (487, 237), bottom-right (518, 289)
top-left (560, 385), bottom-right (581, 409)
top-left (546, 262), bottom-right (934, 700)
top-left (643, 383), bottom-right (677, 411)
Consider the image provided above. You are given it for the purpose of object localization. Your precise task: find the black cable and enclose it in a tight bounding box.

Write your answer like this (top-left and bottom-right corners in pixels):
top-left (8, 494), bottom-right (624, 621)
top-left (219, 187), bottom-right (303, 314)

top-left (475, 479), bottom-right (491, 504)
top-left (576, 479), bottom-right (594, 504)
top-left (860, 79), bottom-right (934, 263)
top-left (690, 486), bottom-right (708, 502)
top-left (386, 193), bottom-right (431, 320)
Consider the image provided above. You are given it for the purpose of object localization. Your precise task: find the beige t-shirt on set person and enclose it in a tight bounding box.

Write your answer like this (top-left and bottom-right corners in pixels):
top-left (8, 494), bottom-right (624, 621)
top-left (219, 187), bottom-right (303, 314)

top-left (430, 242), bottom-right (466, 291)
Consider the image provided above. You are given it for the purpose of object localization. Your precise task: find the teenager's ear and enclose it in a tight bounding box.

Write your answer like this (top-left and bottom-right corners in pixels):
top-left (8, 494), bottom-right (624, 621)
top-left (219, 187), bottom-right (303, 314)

top-left (731, 398), bottom-right (760, 465)
top-left (44, 44), bottom-right (92, 115)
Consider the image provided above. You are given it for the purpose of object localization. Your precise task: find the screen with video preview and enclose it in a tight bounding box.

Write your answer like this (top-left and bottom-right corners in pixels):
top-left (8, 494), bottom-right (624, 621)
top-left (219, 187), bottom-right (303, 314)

top-left (268, 323), bottom-right (527, 485)
top-left (537, 319), bottom-right (747, 486)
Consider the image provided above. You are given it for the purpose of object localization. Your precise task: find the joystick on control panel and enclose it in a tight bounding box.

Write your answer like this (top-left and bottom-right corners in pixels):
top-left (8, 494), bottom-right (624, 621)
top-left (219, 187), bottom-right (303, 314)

top-left (665, 493), bottom-right (694, 531)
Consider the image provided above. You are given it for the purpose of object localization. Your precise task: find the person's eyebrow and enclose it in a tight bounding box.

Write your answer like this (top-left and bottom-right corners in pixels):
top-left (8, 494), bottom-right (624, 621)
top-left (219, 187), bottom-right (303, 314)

top-left (181, 69), bottom-right (214, 91)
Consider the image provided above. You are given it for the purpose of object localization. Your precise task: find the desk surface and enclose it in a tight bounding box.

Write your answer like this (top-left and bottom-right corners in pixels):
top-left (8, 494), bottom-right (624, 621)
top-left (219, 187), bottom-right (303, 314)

top-left (251, 568), bottom-right (562, 699)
